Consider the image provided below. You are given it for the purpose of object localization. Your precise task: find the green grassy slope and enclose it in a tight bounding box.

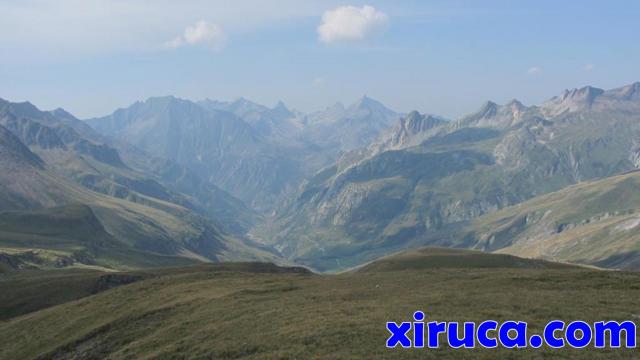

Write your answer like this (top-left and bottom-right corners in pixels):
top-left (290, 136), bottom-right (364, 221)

top-left (0, 263), bottom-right (302, 321)
top-left (0, 202), bottom-right (281, 271)
top-left (467, 170), bottom-right (640, 269)
top-left (0, 269), bottom-right (145, 320)
top-left (354, 247), bottom-right (580, 273)
top-left (1, 252), bottom-right (638, 359)
top-left (0, 204), bottom-right (201, 271)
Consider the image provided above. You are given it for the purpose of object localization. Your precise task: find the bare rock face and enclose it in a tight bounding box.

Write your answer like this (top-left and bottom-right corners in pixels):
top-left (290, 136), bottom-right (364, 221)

top-left (541, 83), bottom-right (640, 117)
top-left (456, 99), bottom-right (529, 129)
top-left (382, 111), bottom-right (447, 149)
top-left (630, 146), bottom-right (640, 168)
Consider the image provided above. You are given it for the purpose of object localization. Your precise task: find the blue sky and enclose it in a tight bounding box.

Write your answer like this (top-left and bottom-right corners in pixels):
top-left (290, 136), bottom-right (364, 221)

top-left (0, 0), bottom-right (638, 119)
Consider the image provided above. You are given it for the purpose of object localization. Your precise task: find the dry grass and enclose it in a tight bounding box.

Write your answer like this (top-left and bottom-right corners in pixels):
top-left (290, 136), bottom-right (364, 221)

top-left (1, 251), bottom-right (639, 359)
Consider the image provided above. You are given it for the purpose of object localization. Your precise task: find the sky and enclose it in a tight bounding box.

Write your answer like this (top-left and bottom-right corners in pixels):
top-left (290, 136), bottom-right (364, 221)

top-left (0, 0), bottom-right (639, 119)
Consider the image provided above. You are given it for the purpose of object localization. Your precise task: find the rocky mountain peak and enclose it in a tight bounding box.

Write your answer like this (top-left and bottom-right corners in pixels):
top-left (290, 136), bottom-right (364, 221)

top-left (50, 108), bottom-right (77, 121)
top-left (541, 85), bottom-right (606, 116)
top-left (560, 86), bottom-right (604, 103)
top-left (349, 95), bottom-right (386, 112)
top-left (378, 111), bottom-right (447, 149)
top-left (404, 110), bottom-right (422, 122)
top-left (0, 100), bottom-right (42, 120)
top-left (231, 97), bottom-right (260, 108)
top-left (273, 100), bottom-right (288, 111)
top-left (401, 111), bottom-right (444, 133)
top-left (147, 95), bottom-right (178, 103)
top-left (478, 101), bottom-right (499, 117)
top-left (457, 99), bottom-right (528, 129)
top-left (505, 99), bottom-right (527, 119)
top-left (506, 99), bottom-right (525, 109)
top-left (142, 96), bottom-right (186, 112)
top-left (228, 97), bottom-right (269, 116)
top-left (270, 101), bottom-right (294, 119)
top-left (615, 82), bottom-right (640, 100)
top-left (354, 95), bottom-right (374, 105)
top-left (232, 97), bottom-right (250, 106)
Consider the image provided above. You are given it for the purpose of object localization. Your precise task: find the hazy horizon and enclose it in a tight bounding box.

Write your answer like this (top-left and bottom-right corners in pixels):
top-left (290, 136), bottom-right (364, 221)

top-left (3, 80), bottom-right (640, 123)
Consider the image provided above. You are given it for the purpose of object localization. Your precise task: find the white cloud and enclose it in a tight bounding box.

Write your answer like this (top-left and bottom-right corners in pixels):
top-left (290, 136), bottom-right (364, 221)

top-left (584, 64), bottom-right (595, 72)
top-left (184, 21), bottom-right (226, 48)
top-left (527, 66), bottom-right (543, 76)
top-left (318, 5), bottom-right (389, 43)
top-left (165, 20), bottom-right (226, 50)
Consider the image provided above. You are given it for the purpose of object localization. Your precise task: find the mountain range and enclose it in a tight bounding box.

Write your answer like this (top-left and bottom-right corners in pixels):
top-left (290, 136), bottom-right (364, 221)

top-left (253, 82), bottom-right (640, 270)
top-left (2, 82), bottom-right (640, 272)
top-left (88, 95), bottom-right (399, 210)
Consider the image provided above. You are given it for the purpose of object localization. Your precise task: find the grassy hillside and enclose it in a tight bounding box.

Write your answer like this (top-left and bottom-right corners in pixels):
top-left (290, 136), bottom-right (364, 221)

top-left (468, 170), bottom-right (640, 269)
top-left (0, 204), bottom-right (202, 271)
top-left (354, 247), bottom-right (580, 273)
top-left (0, 269), bottom-right (145, 320)
top-left (1, 251), bottom-right (639, 359)
top-left (0, 202), bottom-right (281, 272)
top-left (0, 263), bottom-right (300, 321)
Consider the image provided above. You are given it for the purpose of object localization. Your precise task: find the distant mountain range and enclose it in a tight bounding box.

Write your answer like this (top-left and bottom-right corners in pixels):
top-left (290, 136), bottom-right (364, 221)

top-left (254, 82), bottom-right (640, 270)
top-left (88, 95), bottom-right (399, 210)
top-left (2, 82), bottom-right (640, 272)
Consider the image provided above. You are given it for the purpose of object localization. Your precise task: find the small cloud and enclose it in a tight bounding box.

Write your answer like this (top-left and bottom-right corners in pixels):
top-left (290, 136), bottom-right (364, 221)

top-left (584, 64), bottom-right (595, 72)
top-left (184, 21), bottom-right (226, 48)
top-left (164, 20), bottom-right (226, 50)
top-left (318, 5), bottom-right (389, 43)
top-left (527, 66), bottom-right (543, 76)
top-left (313, 77), bottom-right (326, 87)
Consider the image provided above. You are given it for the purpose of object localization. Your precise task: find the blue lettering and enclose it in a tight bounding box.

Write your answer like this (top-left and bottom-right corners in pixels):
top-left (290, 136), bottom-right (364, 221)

top-left (413, 311), bottom-right (425, 348)
top-left (594, 321), bottom-right (636, 348)
top-left (447, 322), bottom-right (475, 348)
top-left (566, 321), bottom-right (592, 348)
top-left (498, 321), bottom-right (528, 348)
top-left (427, 321), bottom-right (446, 348)
top-left (476, 320), bottom-right (498, 348)
top-left (386, 322), bottom-right (411, 348)
top-left (544, 320), bottom-right (565, 348)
